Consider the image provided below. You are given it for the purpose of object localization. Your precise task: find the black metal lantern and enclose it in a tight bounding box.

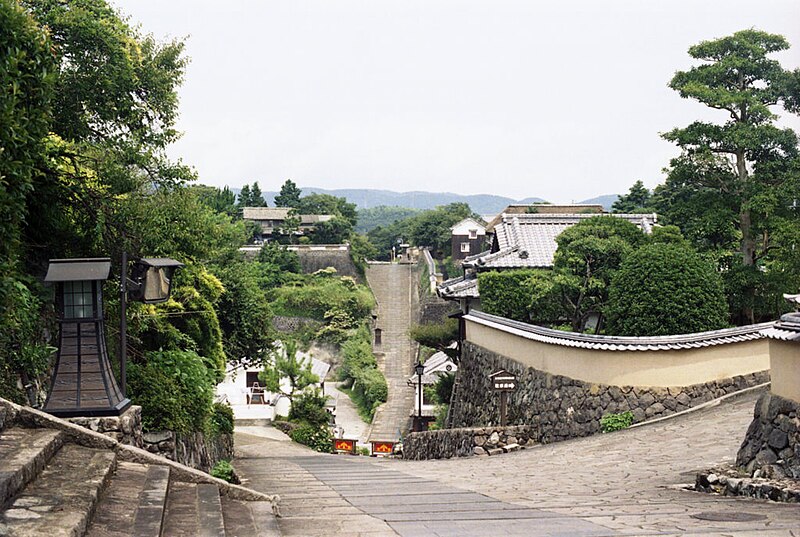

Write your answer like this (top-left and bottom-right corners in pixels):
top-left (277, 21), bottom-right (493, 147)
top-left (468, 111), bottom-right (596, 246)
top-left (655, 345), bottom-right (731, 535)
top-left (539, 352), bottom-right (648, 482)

top-left (118, 255), bottom-right (184, 397)
top-left (44, 258), bottom-right (129, 417)
top-left (414, 361), bottom-right (425, 431)
top-left (127, 258), bottom-right (183, 304)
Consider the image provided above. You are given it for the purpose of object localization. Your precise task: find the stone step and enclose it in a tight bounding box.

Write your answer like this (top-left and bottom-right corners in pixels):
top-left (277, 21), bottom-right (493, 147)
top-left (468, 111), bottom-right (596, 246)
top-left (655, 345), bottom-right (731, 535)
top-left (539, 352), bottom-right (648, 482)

top-left (196, 484), bottom-right (226, 537)
top-left (162, 482), bottom-right (226, 537)
top-left (85, 462), bottom-right (170, 537)
top-left (0, 443), bottom-right (116, 537)
top-left (221, 496), bottom-right (280, 537)
top-left (0, 427), bottom-right (64, 508)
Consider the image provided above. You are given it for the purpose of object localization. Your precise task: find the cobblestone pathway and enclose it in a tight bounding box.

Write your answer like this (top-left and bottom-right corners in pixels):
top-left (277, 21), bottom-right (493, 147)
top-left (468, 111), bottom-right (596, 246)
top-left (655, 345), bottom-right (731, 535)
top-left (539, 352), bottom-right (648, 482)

top-left (233, 389), bottom-right (800, 536)
top-left (365, 263), bottom-right (416, 443)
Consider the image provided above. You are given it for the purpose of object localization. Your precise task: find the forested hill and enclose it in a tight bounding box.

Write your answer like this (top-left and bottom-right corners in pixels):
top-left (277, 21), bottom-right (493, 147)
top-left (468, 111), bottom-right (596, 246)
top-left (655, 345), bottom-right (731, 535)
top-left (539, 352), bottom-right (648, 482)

top-left (233, 186), bottom-right (620, 215)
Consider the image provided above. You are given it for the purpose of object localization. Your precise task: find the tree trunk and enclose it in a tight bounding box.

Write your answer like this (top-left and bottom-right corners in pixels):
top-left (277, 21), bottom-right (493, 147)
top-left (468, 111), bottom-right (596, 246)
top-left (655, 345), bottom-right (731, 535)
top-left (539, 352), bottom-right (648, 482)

top-left (736, 150), bottom-right (756, 324)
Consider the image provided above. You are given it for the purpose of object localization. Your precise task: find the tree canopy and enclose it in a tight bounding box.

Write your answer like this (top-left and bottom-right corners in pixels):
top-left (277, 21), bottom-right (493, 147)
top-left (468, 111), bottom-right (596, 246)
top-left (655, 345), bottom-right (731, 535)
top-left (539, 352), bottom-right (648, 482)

top-left (274, 179), bottom-right (302, 208)
top-left (658, 29), bottom-right (800, 323)
top-left (606, 244), bottom-right (728, 336)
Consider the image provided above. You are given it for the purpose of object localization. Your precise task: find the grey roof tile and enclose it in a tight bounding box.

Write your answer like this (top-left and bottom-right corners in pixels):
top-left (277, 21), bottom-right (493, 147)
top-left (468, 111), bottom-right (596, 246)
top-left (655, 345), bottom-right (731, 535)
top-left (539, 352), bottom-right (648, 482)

top-left (466, 311), bottom-right (772, 351)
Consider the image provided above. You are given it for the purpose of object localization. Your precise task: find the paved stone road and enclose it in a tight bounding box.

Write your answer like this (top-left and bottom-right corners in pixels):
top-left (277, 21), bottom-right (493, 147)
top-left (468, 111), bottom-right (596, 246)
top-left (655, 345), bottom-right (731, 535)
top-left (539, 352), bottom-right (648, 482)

top-left (365, 263), bottom-right (416, 443)
top-left (234, 389), bottom-right (800, 536)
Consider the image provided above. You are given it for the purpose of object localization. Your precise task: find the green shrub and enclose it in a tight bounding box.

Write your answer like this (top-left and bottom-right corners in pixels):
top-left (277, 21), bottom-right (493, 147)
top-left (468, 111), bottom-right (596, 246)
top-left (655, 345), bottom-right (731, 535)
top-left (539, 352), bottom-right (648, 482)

top-left (210, 460), bottom-right (239, 483)
top-left (356, 446), bottom-right (371, 456)
top-left (289, 390), bottom-right (331, 427)
top-left (127, 350), bottom-right (214, 433)
top-left (600, 411), bottom-right (635, 432)
top-left (209, 402), bottom-right (234, 436)
top-left (289, 424), bottom-right (334, 453)
top-left (338, 337), bottom-right (377, 382)
top-left (606, 244), bottom-right (728, 336)
top-left (270, 276), bottom-right (374, 321)
top-left (410, 319), bottom-right (458, 353)
top-left (479, 269), bottom-right (555, 322)
top-left (353, 367), bottom-right (388, 410)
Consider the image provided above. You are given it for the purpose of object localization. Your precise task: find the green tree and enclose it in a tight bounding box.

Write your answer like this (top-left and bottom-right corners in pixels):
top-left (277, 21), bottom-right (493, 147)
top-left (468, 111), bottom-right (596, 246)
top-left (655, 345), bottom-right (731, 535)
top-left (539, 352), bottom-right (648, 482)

top-left (410, 318), bottom-right (459, 358)
top-left (250, 181), bottom-right (267, 207)
top-left (0, 0), bottom-right (56, 402)
top-left (612, 180), bottom-right (653, 213)
top-left (606, 244), bottom-right (728, 336)
top-left (237, 184), bottom-right (252, 208)
top-left (297, 193), bottom-right (358, 227)
top-left (260, 339), bottom-right (319, 406)
top-left (274, 179), bottom-right (302, 207)
top-left (356, 206), bottom-right (420, 233)
top-left (213, 261), bottom-right (274, 369)
top-left (311, 217), bottom-right (353, 244)
top-left (408, 203), bottom-right (472, 255)
top-left (552, 217), bottom-right (646, 331)
top-left (661, 29), bottom-right (800, 323)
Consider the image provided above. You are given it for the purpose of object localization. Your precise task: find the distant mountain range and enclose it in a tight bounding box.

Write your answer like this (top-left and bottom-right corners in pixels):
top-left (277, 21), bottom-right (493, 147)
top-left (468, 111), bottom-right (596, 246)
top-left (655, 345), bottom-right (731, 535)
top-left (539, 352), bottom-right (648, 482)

top-left (235, 186), bottom-right (618, 215)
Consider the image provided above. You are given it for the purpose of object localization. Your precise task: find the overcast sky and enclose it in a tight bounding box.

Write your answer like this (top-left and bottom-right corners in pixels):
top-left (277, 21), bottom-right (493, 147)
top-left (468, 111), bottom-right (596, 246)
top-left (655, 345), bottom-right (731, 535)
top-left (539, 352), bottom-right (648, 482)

top-left (112, 0), bottom-right (800, 203)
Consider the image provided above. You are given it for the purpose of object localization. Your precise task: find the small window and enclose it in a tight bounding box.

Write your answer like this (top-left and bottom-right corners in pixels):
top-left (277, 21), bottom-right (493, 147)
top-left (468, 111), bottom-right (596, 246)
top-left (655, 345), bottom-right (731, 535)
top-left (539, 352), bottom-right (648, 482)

top-left (63, 281), bottom-right (94, 319)
top-left (460, 242), bottom-right (470, 253)
top-left (468, 229), bottom-right (478, 239)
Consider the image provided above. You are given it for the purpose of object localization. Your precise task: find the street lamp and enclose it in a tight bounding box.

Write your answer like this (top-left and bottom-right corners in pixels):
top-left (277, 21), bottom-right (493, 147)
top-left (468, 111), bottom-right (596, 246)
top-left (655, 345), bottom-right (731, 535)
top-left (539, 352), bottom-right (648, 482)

top-left (414, 361), bottom-right (425, 431)
top-left (44, 258), bottom-right (128, 417)
top-left (119, 255), bottom-right (183, 395)
top-left (42, 255), bottom-right (182, 418)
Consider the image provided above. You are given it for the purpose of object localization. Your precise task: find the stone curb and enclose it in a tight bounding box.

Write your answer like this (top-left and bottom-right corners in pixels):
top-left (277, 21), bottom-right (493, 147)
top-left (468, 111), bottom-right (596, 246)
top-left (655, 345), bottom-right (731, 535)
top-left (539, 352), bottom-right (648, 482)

top-left (627, 382), bottom-right (771, 430)
top-left (695, 466), bottom-right (800, 503)
top-left (0, 398), bottom-right (281, 516)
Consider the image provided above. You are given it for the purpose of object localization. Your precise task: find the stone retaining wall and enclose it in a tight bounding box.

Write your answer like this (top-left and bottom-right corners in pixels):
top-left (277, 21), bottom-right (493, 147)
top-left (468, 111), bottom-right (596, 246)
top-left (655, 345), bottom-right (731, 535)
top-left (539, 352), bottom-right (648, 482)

top-left (66, 405), bottom-right (143, 448)
top-left (294, 248), bottom-right (360, 279)
top-left (736, 392), bottom-right (800, 479)
top-left (272, 315), bottom-right (322, 334)
top-left (403, 425), bottom-right (535, 460)
top-left (450, 342), bottom-right (769, 443)
top-left (143, 430), bottom-right (234, 473)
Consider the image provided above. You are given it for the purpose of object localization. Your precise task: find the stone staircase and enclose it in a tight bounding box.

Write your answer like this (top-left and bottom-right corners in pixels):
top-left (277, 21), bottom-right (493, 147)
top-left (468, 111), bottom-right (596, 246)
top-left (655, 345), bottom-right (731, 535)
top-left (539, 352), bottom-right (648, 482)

top-left (0, 399), bottom-right (279, 537)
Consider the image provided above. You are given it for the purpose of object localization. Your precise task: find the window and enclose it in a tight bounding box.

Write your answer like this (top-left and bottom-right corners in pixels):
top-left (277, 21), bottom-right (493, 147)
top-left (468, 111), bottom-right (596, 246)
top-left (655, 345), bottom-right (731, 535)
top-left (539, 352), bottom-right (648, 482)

top-left (63, 281), bottom-right (94, 319)
top-left (468, 229), bottom-right (478, 239)
top-left (460, 242), bottom-right (470, 253)
top-left (246, 372), bottom-right (261, 388)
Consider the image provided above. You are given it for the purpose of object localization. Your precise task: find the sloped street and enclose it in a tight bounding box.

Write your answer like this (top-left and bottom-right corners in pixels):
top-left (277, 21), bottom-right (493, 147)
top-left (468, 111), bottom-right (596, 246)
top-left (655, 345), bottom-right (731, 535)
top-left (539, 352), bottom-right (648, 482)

top-left (233, 389), bottom-right (800, 536)
top-left (365, 263), bottom-right (416, 443)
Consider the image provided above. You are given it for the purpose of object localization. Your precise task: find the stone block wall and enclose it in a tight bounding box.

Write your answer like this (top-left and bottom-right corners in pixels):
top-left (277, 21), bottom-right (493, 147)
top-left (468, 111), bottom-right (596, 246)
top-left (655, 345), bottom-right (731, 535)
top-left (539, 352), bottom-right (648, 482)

top-left (450, 342), bottom-right (769, 443)
top-left (295, 249), bottom-right (360, 279)
top-left (272, 315), bottom-right (322, 334)
top-left (736, 392), bottom-right (800, 479)
top-left (143, 430), bottom-right (234, 473)
top-left (403, 425), bottom-right (535, 460)
top-left (66, 405), bottom-right (143, 448)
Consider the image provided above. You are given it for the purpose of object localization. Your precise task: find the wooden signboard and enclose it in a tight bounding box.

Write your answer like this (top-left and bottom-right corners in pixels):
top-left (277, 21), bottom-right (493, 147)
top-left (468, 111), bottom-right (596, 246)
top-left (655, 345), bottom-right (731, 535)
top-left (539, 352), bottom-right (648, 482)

top-left (333, 438), bottom-right (357, 454)
top-left (371, 441), bottom-right (394, 456)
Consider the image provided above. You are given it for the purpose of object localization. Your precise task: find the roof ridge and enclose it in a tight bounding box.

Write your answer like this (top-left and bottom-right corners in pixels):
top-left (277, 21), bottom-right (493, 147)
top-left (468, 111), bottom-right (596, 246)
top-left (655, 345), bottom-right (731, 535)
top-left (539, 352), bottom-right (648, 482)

top-left (467, 311), bottom-right (772, 350)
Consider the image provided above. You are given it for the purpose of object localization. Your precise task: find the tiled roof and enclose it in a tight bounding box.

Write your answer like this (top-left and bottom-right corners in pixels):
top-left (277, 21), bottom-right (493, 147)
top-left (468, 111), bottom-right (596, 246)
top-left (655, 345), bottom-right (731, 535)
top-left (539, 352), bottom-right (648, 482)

top-left (438, 274), bottom-right (479, 298)
top-left (761, 312), bottom-right (800, 342)
top-left (242, 207), bottom-right (333, 224)
top-left (466, 311), bottom-right (771, 351)
top-left (465, 213), bottom-right (657, 270)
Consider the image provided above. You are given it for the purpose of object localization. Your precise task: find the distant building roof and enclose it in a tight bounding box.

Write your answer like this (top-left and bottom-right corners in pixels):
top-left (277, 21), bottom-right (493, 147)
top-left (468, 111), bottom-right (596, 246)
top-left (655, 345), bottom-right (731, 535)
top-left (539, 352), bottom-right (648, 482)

top-left (450, 218), bottom-right (487, 235)
top-left (438, 273), bottom-right (480, 299)
top-left (241, 207), bottom-right (334, 226)
top-left (465, 213), bottom-right (657, 270)
top-left (485, 204), bottom-right (604, 231)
